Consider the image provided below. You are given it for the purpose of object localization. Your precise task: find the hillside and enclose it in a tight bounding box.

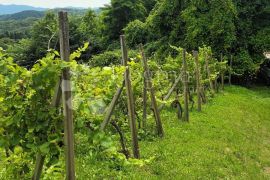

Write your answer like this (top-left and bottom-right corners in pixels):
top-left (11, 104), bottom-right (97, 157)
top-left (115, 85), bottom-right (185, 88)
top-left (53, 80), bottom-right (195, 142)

top-left (0, 4), bottom-right (46, 15)
top-left (0, 8), bottom-right (91, 40)
top-left (0, 1), bottom-right (269, 179)
top-left (75, 86), bottom-right (270, 179)
top-left (0, 4), bottom-right (99, 17)
top-left (2, 86), bottom-right (269, 179)
top-left (0, 10), bottom-right (45, 21)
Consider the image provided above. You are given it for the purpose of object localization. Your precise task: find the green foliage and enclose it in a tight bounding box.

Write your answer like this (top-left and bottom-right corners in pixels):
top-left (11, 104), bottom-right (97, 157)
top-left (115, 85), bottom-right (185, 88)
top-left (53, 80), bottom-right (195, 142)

top-left (0, 48), bottom-right (64, 163)
top-left (101, 0), bottom-right (147, 41)
top-left (0, 37), bottom-right (15, 50)
top-left (142, 0), bottom-right (157, 13)
top-left (74, 86), bottom-right (270, 179)
top-left (182, 0), bottom-right (237, 52)
top-left (0, 17), bottom-right (39, 40)
top-left (124, 20), bottom-right (147, 48)
top-left (90, 49), bottom-right (138, 67)
top-left (90, 50), bottom-right (122, 67)
top-left (231, 0), bottom-right (270, 80)
top-left (4, 11), bottom-right (103, 67)
top-left (0, 146), bottom-right (32, 179)
top-left (0, 0), bottom-right (269, 82)
top-left (1, 44), bottom-right (151, 178)
top-left (5, 12), bottom-right (58, 67)
top-left (250, 27), bottom-right (270, 56)
top-left (123, 0), bottom-right (269, 82)
top-left (234, 49), bottom-right (258, 77)
top-left (0, 0), bottom-right (270, 178)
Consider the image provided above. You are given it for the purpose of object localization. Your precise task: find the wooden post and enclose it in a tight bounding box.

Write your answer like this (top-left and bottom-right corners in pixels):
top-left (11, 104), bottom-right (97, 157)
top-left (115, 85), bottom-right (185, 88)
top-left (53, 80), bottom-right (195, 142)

top-left (205, 54), bottom-right (215, 94)
top-left (140, 44), bottom-right (164, 137)
top-left (32, 154), bottom-right (45, 180)
top-left (32, 78), bottom-right (62, 180)
top-left (215, 78), bottom-right (219, 93)
top-left (100, 80), bottom-right (125, 131)
top-left (221, 53), bottom-right (224, 90)
top-left (193, 51), bottom-right (202, 112)
top-left (120, 35), bottom-right (140, 159)
top-left (182, 49), bottom-right (189, 122)
top-left (229, 54), bottom-right (233, 86)
top-left (59, 11), bottom-right (75, 180)
top-left (142, 74), bottom-right (147, 129)
top-left (158, 74), bottom-right (182, 111)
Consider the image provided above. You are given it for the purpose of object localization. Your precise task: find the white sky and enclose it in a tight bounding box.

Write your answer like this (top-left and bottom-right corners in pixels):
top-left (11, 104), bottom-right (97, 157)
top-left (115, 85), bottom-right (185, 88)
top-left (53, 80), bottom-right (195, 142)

top-left (0, 0), bottom-right (110, 8)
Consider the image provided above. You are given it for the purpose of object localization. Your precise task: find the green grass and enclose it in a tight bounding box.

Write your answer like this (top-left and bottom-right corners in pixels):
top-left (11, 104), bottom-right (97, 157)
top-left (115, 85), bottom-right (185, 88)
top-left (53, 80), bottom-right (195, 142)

top-left (76, 85), bottom-right (270, 179)
top-left (1, 86), bottom-right (270, 179)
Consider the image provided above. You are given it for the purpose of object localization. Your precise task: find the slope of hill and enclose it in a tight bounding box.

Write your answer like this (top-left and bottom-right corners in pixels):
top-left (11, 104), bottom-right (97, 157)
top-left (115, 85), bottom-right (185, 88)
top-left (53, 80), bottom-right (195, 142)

top-left (0, 7), bottom-right (98, 41)
top-left (75, 86), bottom-right (270, 179)
top-left (0, 4), bottom-right (99, 16)
top-left (0, 4), bottom-right (46, 15)
top-left (0, 10), bottom-right (45, 21)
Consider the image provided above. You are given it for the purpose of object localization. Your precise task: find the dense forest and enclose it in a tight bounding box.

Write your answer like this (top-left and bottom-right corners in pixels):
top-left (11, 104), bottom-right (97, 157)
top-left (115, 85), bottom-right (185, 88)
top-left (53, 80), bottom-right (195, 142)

top-left (0, 0), bottom-right (269, 83)
top-left (0, 0), bottom-right (270, 179)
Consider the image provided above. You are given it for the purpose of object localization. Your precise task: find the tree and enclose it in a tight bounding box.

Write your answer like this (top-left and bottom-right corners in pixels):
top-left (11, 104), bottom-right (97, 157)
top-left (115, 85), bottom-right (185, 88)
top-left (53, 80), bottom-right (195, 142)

top-left (127, 0), bottom-right (236, 57)
top-left (142, 0), bottom-right (157, 13)
top-left (182, 0), bottom-right (237, 53)
top-left (101, 0), bottom-right (147, 42)
top-left (0, 37), bottom-right (15, 50)
top-left (77, 9), bottom-right (103, 60)
top-left (31, 12), bottom-right (58, 57)
top-left (231, 0), bottom-right (270, 81)
top-left (124, 20), bottom-right (147, 48)
top-left (7, 38), bottom-right (36, 67)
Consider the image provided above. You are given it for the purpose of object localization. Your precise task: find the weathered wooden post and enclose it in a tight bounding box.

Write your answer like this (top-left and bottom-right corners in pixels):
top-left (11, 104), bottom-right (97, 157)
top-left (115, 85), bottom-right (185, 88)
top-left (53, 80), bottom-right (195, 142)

top-left (229, 54), bottom-right (233, 86)
top-left (120, 35), bottom-right (140, 159)
top-left (140, 44), bottom-right (164, 137)
top-left (59, 11), bottom-right (75, 180)
top-left (182, 49), bottom-right (189, 122)
top-left (158, 74), bottom-right (182, 111)
top-left (205, 54), bottom-right (215, 94)
top-left (142, 71), bottom-right (147, 129)
top-left (32, 154), bottom-right (45, 180)
top-left (221, 53), bottom-right (224, 91)
top-left (193, 51), bottom-right (202, 112)
top-left (100, 80), bottom-right (125, 131)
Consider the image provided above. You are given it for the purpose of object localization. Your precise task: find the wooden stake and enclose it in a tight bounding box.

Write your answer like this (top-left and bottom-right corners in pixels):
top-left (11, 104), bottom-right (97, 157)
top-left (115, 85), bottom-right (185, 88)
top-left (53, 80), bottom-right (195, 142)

top-left (51, 78), bottom-right (62, 107)
top-left (205, 54), bottom-right (215, 94)
top-left (120, 35), bottom-right (140, 159)
top-left (142, 74), bottom-right (147, 129)
top-left (59, 11), bottom-right (75, 180)
top-left (229, 54), bottom-right (233, 86)
top-left (158, 74), bottom-right (182, 111)
top-left (193, 51), bottom-right (202, 112)
top-left (32, 154), bottom-right (45, 180)
top-left (182, 49), bottom-right (189, 122)
top-left (140, 44), bottom-right (164, 137)
top-left (221, 53), bottom-right (224, 90)
top-left (100, 80), bottom-right (125, 131)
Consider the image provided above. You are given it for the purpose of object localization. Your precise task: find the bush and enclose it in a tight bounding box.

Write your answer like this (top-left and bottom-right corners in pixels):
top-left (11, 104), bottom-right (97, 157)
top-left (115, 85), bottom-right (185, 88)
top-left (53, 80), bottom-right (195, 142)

top-left (90, 49), bottom-right (138, 67)
top-left (124, 20), bottom-right (148, 48)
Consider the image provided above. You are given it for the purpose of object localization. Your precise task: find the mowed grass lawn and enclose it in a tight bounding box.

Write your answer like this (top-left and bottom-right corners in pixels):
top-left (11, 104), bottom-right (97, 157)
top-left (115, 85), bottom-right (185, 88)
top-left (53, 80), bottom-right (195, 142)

top-left (77, 85), bottom-right (270, 179)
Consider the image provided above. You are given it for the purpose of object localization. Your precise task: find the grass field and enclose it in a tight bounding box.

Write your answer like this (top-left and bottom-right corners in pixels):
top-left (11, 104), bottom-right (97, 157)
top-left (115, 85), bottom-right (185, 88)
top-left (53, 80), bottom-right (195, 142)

top-left (77, 85), bottom-right (270, 179)
top-left (1, 85), bottom-right (270, 179)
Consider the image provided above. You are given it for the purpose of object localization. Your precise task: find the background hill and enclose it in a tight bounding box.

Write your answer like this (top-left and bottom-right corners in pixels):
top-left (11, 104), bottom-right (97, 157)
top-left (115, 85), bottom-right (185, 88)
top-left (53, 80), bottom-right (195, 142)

top-left (0, 10), bottom-right (45, 20)
top-left (0, 4), bottom-right (99, 16)
top-left (0, 4), bottom-right (46, 15)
